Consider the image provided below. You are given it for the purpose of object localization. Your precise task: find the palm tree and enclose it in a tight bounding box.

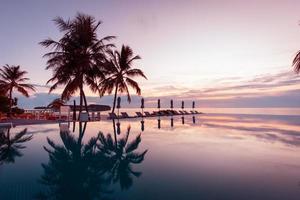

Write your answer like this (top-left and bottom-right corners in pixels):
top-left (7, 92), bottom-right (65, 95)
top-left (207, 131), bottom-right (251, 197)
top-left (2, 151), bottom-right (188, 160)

top-left (98, 125), bottom-right (147, 190)
top-left (40, 13), bottom-right (115, 118)
top-left (0, 128), bottom-right (33, 165)
top-left (99, 45), bottom-right (147, 113)
top-left (0, 65), bottom-right (35, 116)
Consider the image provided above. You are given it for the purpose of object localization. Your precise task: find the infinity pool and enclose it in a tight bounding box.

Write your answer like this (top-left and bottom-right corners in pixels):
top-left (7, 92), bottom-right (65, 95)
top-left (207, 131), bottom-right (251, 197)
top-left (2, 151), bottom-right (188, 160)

top-left (1, 114), bottom-right (300, 200)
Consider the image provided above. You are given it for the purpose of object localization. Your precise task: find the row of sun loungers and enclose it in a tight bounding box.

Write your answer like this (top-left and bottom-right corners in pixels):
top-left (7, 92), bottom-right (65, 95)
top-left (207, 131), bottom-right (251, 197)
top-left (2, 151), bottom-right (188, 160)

top-left (108, 110), bottom-right (202, 119)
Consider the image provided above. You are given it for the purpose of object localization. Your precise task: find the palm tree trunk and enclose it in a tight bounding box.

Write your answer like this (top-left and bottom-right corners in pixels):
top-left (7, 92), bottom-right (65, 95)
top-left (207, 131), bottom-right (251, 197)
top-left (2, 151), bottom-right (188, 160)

top-left (9, 87), bottom-right (13, 118)
top-left (112, 85), bottom-right (118, 114)
top-left (82, 90), bottom-right (90, 119)
top-left (78, 87), bottom-right (83, 121)
top-left (112, 119), bottom-right (117, 149)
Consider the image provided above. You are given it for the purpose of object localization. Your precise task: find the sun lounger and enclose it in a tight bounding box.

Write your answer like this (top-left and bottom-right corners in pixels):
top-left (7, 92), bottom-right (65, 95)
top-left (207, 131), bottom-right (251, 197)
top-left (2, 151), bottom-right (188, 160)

top-left (166, 110), bottom-right (174, 115)
top-left (121, 112), bottom-right (131, 118)
top-left (173, 110), bottom-right (180, 115)
top-left (194, 111), bottom-right (201, 114)
top-left (179, 111), bottom-right (185, 115)
top-left (145, 111), bottom-right (155, 117)
top-left (136, 112), bottom-right (144, 117)
top-left (183, 111), bottom-right (189, 115)
top-left (108, 112), bottom-right (118, 119)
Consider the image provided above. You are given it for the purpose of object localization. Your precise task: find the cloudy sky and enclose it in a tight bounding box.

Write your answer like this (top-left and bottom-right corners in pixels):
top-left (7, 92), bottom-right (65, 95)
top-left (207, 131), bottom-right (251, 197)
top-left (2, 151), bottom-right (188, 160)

top-left (1, 0), bottom-right (300, 108)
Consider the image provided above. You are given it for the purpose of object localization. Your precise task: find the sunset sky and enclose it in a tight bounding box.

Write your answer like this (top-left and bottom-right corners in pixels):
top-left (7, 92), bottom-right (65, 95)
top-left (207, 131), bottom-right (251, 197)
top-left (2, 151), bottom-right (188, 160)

top-left (1, 0), bottom-right (300, 108)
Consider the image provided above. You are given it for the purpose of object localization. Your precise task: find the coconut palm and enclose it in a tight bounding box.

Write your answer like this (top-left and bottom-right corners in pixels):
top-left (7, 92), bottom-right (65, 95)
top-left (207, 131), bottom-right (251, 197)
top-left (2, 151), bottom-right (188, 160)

top-left (40, 13), bottom-right (115, 118)
top-left (0, 65), bottom-right (35, 116)
top-left (0, 128), bottom-right (33, 165)
top-left (97, 125), bottom-right (147, 190)
top-left (99, 45), bottom-right (147, 113)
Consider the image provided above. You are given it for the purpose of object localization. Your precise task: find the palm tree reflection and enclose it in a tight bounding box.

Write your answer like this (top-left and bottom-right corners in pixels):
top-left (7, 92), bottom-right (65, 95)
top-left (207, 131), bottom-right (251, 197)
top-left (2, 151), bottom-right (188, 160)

top-left (0, 128), bottom-right (32, 165)
top-left (37, 121), bottom-right (147, 199)
top-left (37, 123), bottom-right (110, 200)
top-left (98, 125), bottom-right (147, 190)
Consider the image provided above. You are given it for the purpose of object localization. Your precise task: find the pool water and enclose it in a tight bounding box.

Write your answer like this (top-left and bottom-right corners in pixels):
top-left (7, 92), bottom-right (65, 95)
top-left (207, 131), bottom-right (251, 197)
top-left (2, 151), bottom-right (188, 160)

top-left (1, 114), bottom-right (300, 200)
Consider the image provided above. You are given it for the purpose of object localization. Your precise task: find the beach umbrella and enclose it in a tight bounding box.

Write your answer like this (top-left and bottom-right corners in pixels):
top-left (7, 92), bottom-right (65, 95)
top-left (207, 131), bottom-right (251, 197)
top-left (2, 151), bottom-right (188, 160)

top-left (170, 100), bottom-right (173, 109)
top-left (117, 97), bottom-right (121, 109)
top-left (141, 120), bottom-right (145, 132)
top-left (116, 97), bottom-right (121, 117)
top-left (141, 98), bottom-right (145, 115)
top-left (157, 99), bottom-right (161, 109)
top-left (158, 118), bottom-right (161, 129)
top-left (181, 101), bottom-right (184, 110)
top-left (141, 98), bottom-right (144, 109)
top-left (116, 121), bottom-right (121, 135)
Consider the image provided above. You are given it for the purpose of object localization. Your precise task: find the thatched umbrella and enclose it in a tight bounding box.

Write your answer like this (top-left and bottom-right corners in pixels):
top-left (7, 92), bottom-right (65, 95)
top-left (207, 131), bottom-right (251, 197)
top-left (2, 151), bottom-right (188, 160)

top-left (181, 116), bottom-right (185, 124)
top-left (117, 97), bottom-right (121, 117)
top-left (157, 99), bottom-right (160, 110)
top-left (192, 101), bottom-right (195, 110)
top-left (170, 100), bottom-right (173, 109)
top-left (116, 121), bottom-right (121, 135)
top-left (141, 120), bottom-right (145, 132)
top-left (158, 118), bottom-right (161, 129)
top-left (193, 116), bottom-right (196, 124)
top-left (171, 117), bottom-right (174, 127)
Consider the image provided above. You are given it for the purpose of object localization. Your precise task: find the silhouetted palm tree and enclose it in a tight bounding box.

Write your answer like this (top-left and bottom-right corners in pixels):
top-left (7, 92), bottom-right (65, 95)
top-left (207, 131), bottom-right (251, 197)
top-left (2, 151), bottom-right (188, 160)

top-left (40, 13), bottom-right (115, 117)
top-left (38, 126), bottom-right (111, 200)
top-left (0, 65), bottom-right (35, 116)
top-left (0, 128), bottom-right (33, 165)
top-left (99, 45), bottom-right (147, 113)
top-left (98, 126), bottom-right (147, 190)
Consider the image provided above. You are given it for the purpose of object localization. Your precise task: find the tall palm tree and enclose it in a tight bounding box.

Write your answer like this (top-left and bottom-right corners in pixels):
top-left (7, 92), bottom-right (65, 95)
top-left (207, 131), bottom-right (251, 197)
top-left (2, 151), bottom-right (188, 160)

top-left (0, 65), bottom-right (35, 116)
top-left (40, 13), bottom-right (115, 118)
top-left (99, 45), bottom-right (147, 113)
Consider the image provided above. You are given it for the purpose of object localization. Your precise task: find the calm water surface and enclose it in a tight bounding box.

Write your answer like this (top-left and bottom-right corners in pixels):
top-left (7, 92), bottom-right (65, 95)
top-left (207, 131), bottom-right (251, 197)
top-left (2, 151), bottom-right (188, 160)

top-left (1, 113), bottom-right (300, 199)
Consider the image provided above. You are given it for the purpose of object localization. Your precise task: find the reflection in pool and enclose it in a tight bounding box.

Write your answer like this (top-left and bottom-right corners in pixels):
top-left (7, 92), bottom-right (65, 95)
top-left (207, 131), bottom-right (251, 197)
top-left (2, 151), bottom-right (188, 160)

top-left (0, 114), bottom-right (300, 199)
top-left (0, 128), bottom-right (33, 165)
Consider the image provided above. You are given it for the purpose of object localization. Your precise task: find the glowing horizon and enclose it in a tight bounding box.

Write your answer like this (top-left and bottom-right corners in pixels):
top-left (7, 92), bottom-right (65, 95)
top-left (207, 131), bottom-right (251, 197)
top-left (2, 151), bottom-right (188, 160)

top-left (1, 0), bottom-right (300, 108)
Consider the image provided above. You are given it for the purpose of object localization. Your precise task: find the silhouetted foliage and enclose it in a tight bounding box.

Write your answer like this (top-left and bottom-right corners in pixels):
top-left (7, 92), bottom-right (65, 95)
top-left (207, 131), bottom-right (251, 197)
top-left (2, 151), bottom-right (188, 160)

top-left (37, 128), bottom-right (111, 200)
top-left (98, 126), bottom-right (147, 190)
top-left (40, 12), bottom-right (115, 117)
top-left (0, 128), bottom-right (33, 165)
top-left (0, 65), bottom-right (35, 116)
top-left (0, 95), bottom-right (10, 113)
top-left (99, 45), bottom-right (147, 113)
top-left (37, 122), bottom-right (147, 199)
